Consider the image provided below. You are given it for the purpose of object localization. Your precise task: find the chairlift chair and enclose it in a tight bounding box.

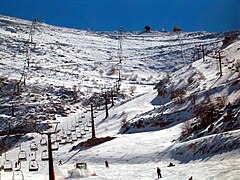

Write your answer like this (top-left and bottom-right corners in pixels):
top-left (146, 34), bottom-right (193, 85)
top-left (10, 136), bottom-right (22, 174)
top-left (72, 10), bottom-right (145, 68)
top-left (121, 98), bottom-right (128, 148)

top-left (75, 122), bottom-right (79, 127)
top-left (61, 128), bottom-right (67, 139)
top-left (61, 128), bottom-right (66, 134)
top-left (67, 130), bottom-right (71, 136)
top-left (66, 136), bottom-right (72, 144)
top-left (59, 138), bottom-right (66, 145)
top-left (41, 150), bottom-right (49, 161)
top-left (12, 169), bottom-right (24, 180)
top-left (30, 142), bottom-right (38, 151)
top-left (51, 135), bottom-right (56, 143)
top-left (76, 131), bottom-right (82, 139)
top-left (56, 134), bottom-right (62, 142)
top-left (71, 126), bottom-right (76, 132)
top-left (72, 133), bottom-right (77, 141)
top-left (81, 130), bottom-right (86, 136)
top-left (4, 159), bottom-right (13, 172)
top-left (62, 133), bottom-right (67, 139)
top-left (29, 159), bottom-right (39, 171)
top-left (18, 150), bottom-right (27, 161)
top-left (84, 126), bottom-right (89, 131)
top-left (40, 136), bottom-right (47, 146)
top-left (87, 122), bottom-right (92, 127)
top-left (51, 142), bottom-right (59, 151)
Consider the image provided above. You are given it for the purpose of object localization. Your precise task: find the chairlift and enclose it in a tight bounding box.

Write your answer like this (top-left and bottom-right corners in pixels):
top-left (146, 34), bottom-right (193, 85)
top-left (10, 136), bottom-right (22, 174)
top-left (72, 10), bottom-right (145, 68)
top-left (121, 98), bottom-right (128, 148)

top-left (18, 150), bottom-right (27, 161)
top-left (62, 133), bottom-right (67, 139)
top-left (12, 169), bottom-right (24, 180)
top-left (51, 134), bottom-right (56, 143)
top-left (67, 130), bottom-right (71, 136)
top-left (61, 128), bottom-right (67, 139)
top-left (41, 150), bottom-right (49, 161)
top-left (81, 130), bottom-right (86, 136)
top-left (59, 138), bottom-right (66, 145)
top-left (61, 128), bottom-right (66, 134)
top-left (30, 141), bottom-right (38, 151)
top-left (56, 134), bottom-right (62, 142)
top-left (17, 143), bottom-right (27, 161)
top-left (66, 136), bottom-right (72, 144)
top-left (87, 122), bottom-right (92, 127)
top-left (66, 125), bottom-right (71, 132)
top-left (76, 131), bottom-right (82, 139)
top-left (84, 126), bottom-right (89, 131)
top-left (3, 153), bottom-right (13, 172)
top-left (4, 160), bottom-right (13, 172)
top-left (75, 122), bottom-right (79, 127)
top-left (51, 142), bottom-right (59, 151)
top-left (29, 159), bottom-right (39, 171)
top-left (72, 133), bottom-right (77, 141)
top-left (40, 136), bottom-right (47, 146)
top-left (71, 126), bottom-right (76, 132)
top-left (78, 117), bottom-right (82, 123)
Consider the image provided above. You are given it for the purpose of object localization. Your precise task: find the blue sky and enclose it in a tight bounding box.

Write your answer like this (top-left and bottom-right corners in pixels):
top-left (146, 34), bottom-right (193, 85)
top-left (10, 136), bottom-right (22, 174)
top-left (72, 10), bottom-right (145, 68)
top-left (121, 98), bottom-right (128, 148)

top-left (0, 0), bottom-right (239, 32)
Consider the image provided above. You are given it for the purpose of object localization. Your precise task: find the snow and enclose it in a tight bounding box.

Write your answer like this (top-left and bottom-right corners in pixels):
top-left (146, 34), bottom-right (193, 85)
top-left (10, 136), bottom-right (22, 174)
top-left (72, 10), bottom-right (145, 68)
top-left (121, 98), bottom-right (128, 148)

top-left (0, 15), bottom-right (240, 180)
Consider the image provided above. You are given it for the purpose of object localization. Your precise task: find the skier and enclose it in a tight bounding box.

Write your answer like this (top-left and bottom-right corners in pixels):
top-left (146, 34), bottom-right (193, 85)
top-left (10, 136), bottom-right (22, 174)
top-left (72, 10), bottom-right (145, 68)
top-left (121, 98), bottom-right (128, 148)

top-left (105, 160), bottom-right (109, 168)
top-left (58, 160), bottom-right (62, 165)
top-left (157, 167), bottom-right (162, 178)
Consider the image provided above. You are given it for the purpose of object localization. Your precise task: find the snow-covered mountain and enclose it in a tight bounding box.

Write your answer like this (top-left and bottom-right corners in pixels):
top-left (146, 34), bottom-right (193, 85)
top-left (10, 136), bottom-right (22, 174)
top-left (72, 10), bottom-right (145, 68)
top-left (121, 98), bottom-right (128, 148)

top-left (0, 15), bottom-right (239, 180)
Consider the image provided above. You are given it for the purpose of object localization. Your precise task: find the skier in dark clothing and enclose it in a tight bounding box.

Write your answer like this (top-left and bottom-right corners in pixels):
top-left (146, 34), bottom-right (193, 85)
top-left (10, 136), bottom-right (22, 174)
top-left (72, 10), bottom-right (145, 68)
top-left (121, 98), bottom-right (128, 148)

top-left (157, 167), bottom-right (162, 178)
top-left (105, 160), bottom-right (109, 168)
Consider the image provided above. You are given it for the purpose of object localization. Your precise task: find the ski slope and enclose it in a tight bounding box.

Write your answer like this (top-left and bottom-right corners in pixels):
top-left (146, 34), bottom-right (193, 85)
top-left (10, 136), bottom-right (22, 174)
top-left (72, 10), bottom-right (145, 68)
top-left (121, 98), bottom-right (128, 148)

top-left (0, 15), bottom-right (240, 180)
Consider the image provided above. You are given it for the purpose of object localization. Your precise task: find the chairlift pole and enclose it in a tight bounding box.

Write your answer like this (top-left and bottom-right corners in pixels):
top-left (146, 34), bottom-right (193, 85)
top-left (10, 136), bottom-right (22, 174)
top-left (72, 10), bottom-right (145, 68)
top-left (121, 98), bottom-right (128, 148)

top-left (105, 92), bottom-right (109, 118)
top-left (118, 68), bottom-right (121, 82)
top-left (29, 18), bottom-right (37, 43)
top-left (47, 132), bottom-right (55, 180)
top-left (197, 49), bottom-right (200, 60)
top-left (218, 51), bottom-right (223, 77)
top-left (202, 44), bottom-right (205, 62)
top-left (111, 88), bottom-right (114, 106)
top-left (118, 27), bottom-right (123, 64)
top-left (90, 104), bottom-right (96, 139)
top-left (40, 122), bottom-right (59, 180)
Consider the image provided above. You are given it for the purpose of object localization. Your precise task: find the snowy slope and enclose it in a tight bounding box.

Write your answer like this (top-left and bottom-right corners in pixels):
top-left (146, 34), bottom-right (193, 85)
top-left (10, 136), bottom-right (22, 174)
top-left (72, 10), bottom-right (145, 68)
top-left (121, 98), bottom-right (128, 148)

top-left (0, 15), bottom-right (240, 180)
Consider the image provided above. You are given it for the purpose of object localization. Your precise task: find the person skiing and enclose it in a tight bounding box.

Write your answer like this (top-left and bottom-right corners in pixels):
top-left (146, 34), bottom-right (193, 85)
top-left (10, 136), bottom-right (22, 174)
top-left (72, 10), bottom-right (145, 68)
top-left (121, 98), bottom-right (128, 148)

top-left (105, 160), bottom-right (109, 168)
top-left (58, 160), bottom-right (62, 165)
top-left (157, 167), bottom-right (162, 178)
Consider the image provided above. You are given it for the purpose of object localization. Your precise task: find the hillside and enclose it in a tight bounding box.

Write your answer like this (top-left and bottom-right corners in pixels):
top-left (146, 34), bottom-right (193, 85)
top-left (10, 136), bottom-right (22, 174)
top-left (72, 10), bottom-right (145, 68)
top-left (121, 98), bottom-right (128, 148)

top-left (0, 15), bottom-right (239, 180)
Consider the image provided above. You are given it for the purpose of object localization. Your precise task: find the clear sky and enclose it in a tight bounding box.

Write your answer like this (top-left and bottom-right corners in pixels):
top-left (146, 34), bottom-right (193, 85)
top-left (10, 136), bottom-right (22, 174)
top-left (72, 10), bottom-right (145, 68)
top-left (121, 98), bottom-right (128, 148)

top-left (0, 0), bottom-right (239, 32)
